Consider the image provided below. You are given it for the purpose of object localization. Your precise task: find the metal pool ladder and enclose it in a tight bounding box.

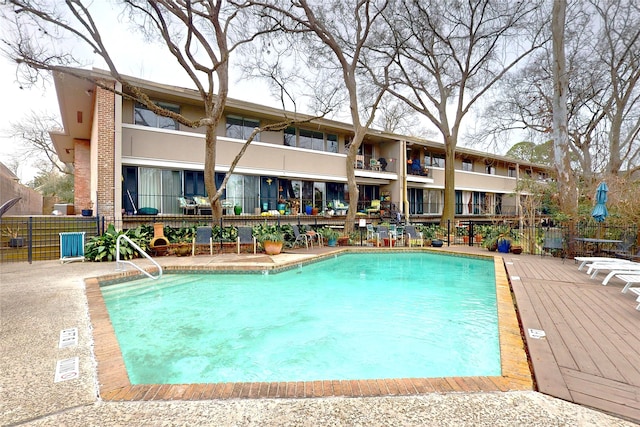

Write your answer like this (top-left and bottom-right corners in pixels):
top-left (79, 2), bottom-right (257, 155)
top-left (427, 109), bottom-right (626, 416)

top-left (115, 234), bottom-right (163, 280)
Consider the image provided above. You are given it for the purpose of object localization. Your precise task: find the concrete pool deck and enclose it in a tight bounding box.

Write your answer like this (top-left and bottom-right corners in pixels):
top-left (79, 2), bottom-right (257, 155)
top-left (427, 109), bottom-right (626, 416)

top-left (1, 248), bottom-right (636, 426)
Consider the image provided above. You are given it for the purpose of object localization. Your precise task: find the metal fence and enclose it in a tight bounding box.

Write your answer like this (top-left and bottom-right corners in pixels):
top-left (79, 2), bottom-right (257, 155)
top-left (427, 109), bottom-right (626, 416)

top-left (1, 214), bottom-right (637, 263)
top-left (0, 216), bottom-right (100, 264)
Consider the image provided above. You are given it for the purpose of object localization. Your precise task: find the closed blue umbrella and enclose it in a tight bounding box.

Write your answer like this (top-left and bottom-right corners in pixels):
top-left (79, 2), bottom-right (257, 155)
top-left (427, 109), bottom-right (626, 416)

top-left (591, 182), bottom-right (608, 223)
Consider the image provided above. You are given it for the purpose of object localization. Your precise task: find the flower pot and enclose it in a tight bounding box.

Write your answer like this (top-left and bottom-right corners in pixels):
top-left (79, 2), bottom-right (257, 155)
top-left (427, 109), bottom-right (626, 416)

top-left (431, 239), bottom-right (443, 247)
top-left (327, 238), bottom-right (337, 247)
top-left (9, 237), bottom-right (24, 248)
top-left (173, 243), bottom-right (191, 256)
top-left (81, 209), bottom-right (93, 217)
top-left (311, 207), bottom-right (319, 215)
top-left (263, 240), bottom-right (283, 255)
top-left (305, 205), bottom-right (313, 215)
top-left (337, 236), bottom-right (349, 246)
top-left (497, 239), bottom-right (511, 253)
top-left (511, 245), bottom-right (523, 254)
top-left (234, 205), bottom-right (242, 215)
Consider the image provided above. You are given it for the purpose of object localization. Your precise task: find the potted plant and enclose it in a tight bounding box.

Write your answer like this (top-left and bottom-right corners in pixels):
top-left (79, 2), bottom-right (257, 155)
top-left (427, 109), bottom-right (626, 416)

top-left (320, 227), bottom-right (340, 247)
top-left (256, 227), bottom-right (284, 255)
top-left (510, 234), bottom-right (523, 254)
top-left (3, 226), bottom-right (24, 247)
top-left (497, 234), bottom-right (511, 253)
top-left (81, 201), bottom-right (94, 217)
top-left (234, 204), bottom-right (242, 215)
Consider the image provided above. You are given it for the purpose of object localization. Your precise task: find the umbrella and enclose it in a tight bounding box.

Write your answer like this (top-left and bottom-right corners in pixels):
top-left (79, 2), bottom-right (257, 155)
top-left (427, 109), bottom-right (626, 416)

top-left (591, 182), bottom-right (608, 223)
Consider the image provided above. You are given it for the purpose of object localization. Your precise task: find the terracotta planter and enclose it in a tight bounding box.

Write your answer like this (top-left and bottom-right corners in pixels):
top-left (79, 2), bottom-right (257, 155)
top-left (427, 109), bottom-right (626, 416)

top-left (337, 236), bottom-right (349, 246)
top-left (173, 243), bottom-right (191, 256)
top-left (263, 240), bottom-right (283, 255)
top-left (511, 245), bottom-right (523, 254)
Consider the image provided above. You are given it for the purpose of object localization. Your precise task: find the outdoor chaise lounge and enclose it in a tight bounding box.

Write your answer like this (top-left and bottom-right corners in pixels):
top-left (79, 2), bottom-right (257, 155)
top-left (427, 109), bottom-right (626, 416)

top-left (585, 260), bottom-right (640, 278)
top-left (615, 273), bottom-right (640, 293)
top-left (575, 256), bottom-right (623, 271)
top-left (627, 287), bottom-right (640, 310)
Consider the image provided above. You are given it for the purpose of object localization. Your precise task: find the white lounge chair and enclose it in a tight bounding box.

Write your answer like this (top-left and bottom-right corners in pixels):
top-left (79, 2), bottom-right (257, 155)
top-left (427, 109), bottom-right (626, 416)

top-left (596, 266), bottom-right (640, 286)
top-left (626, 287), bottom-right (640, 310)
top-left (615, 274), bottom-right (640, 293)
top-left (575, 256), bottom-right (621, 271)
top-left (585, 260), bottom-right (639, 277)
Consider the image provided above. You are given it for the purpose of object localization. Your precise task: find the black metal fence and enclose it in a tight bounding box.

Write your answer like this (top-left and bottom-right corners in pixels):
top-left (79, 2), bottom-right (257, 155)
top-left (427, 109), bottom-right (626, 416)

top-left (0, 216), bottom-right (100, 264)
top-left (1, 214), bottom-right (637, 263)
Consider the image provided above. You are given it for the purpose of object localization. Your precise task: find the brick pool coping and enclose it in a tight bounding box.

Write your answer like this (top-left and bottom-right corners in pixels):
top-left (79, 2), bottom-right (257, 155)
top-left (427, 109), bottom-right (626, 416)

top-left (85, 251), bottom-right (533, 401)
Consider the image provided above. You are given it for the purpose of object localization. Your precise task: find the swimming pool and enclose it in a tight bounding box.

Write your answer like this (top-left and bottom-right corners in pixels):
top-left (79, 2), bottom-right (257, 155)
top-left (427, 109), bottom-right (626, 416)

top-left (101, 252), bottom-right (500, 384)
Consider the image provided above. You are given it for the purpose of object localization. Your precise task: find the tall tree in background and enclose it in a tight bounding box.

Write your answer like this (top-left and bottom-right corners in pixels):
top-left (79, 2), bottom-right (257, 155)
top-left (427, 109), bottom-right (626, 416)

top-left (244, 0), bottom-right (392, 232)
top-left (381, 0), bottom-right (546, 226)
top-left (480, 0), bottom-right (640, 183)
top-left (1, 0), bottom-right (290, 220)
top-left (5, 110), bottom-right (74, 201)
top-left (551, 0), bottom-right (577, 217)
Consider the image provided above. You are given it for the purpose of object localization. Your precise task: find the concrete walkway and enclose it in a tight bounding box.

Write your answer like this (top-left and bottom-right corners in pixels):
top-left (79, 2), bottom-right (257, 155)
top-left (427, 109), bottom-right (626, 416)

top-left (1, 251), bottom-right (636, 426)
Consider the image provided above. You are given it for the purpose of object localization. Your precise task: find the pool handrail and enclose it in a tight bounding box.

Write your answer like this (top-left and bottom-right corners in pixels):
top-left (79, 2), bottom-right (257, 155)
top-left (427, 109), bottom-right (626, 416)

top-left (115, 234), bottom-right (162, 280)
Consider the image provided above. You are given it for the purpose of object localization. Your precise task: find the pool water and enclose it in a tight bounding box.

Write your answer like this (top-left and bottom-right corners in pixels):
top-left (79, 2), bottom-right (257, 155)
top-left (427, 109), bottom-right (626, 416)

top-left (101, 252), bottom-right (500, 384)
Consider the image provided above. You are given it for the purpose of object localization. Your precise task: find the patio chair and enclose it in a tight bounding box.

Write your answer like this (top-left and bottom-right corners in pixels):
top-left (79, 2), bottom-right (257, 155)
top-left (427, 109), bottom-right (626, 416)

top-left (192, 196), bottom-right (211, 215)
top-left (376, 225), bottom-right (390, 247)
top-left (291, 225), bottom-right (309, 249)
top-left (575, 256), bottom-right (620, 271)
top-left (236, 227), bottom-right (256, 254)
top-left (177, 197), bottom-right (197, 215)
top-left (366, 200), bottom-right (381, 215)
top-left (626, 287), bottom-right (640, 310)
top-left (192, 226), bottom-right (213, 256)
top-left (370, 158), bottom-right (381, 171)
top-left (404, 225), bottom-right (423, 247)
top-left (542, 229), bottom-right (565, 260)
top-left (613, 231), bottom-right (638, 259)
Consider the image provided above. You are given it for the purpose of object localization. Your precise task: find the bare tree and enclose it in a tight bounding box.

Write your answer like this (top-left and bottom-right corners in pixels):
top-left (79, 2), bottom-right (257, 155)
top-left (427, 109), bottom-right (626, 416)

top-left (551, 0), bottom-right (577, 218)
top-left (241, 0), bottom-right (392, 232)
top-left (5, 110), bottom-right (68, 175)
top-left (1, 0), bottom-right (299, 220)
top-left (380, 0), bottom-right (547, 226)
top-left (480, 0), bottom-right (640, 182)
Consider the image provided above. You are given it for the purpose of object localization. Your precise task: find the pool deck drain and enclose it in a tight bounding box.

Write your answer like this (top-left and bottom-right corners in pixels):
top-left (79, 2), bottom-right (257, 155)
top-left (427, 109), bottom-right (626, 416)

top-left (86, 250), bottom-right (533, 401)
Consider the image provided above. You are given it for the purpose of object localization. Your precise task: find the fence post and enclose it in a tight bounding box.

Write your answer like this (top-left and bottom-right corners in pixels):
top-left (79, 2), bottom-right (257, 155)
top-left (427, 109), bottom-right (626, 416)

top-left (446, 220), bottom-right (451, 246)
top-left (469, 221), bottom-right (474, 247)
top-left (28, 216), bottom-right (33, 264)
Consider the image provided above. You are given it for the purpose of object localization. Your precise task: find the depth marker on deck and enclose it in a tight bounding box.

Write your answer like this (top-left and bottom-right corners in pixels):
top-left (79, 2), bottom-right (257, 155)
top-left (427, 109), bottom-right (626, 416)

top-left (54, 357), bottom-right (79, 382)
top-left (528, 328), bottom-right (546, 339)
top-left (58, 327), bottom-right (78, 349)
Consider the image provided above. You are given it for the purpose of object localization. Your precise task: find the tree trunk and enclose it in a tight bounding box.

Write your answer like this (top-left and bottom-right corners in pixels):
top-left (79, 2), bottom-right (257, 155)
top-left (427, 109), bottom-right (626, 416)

top-left (203, 124), bottom-right (223, 220)
top-left (440, 137), bottom-right (457, 227)
top-left (344, 126), bottom-right (366, 233)
top-left (551, 0), bottom-right (577, 218)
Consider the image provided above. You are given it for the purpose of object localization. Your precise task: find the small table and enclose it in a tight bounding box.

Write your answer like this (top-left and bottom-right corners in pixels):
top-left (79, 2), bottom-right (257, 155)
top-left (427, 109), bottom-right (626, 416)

top-left (574, 238), bottom-right (622, 256)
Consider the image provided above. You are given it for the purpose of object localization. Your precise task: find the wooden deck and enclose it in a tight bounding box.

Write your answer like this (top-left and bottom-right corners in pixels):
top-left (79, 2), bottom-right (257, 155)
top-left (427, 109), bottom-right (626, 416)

top-left (501, 251), bottom-right (640, 423)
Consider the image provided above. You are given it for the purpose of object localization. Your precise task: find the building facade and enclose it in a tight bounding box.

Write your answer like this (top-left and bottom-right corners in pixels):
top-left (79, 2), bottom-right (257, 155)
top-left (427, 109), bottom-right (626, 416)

top-left (50, 68), bottom-right (551, 224)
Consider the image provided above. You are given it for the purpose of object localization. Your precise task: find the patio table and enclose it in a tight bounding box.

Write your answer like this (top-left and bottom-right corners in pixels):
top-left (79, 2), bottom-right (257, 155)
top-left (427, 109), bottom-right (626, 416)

top-left (574, 237), bottom-right (622, 256)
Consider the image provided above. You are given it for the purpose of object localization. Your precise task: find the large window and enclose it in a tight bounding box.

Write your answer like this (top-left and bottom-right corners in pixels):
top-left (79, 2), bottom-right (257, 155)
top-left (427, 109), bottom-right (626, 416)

top-left (427, 152), bottom-right (445, 168)
top-left (425, 190), bottom-right (441, 214)
top-left (462, 159), bottom-right (473, 172)
top-left (283, 127), bottom-right (338, 153)
top-left (138, 167), bottom-right (182, 214)
top-left (134, 102), bottom-right (180, 130)
top-left (508, 166), bottom-right (517, 178)
top-left (226, 116), bottom-right (260, 141)
top-left (226, 175), bottom-right (260, 213)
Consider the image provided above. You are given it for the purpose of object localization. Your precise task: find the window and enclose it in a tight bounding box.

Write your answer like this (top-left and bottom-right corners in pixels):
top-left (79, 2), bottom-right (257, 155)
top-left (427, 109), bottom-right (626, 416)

top-left (284, 127), bottom-right (296, 147)
top-left (462, 159), bottom-right (473, 172)
top-left (429, 153), bottom-right (445, 168)
top-left (137, 167), bottom-right (182, 214)
top-left (485, 163), bottom-right (496, 175)
top-left (134, 102), bottom-right (180, 130)
top-left (508, 166), bottom-right (517, 178)
top-left (327, 134), bottom-right (338, 153)
top-left (226, 116), bottom-right (260, 141)
top-left (284, 127), bottom-right (338, 153)
top-left (538, 172), bottom-right (548, 181)
top-left (299, 129), bottom-right (324, 151)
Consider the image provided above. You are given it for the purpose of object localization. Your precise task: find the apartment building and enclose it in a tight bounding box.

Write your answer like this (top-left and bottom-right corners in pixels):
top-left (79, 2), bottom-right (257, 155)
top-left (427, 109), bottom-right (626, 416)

top-left (50, 68), bottom-right (551, 223)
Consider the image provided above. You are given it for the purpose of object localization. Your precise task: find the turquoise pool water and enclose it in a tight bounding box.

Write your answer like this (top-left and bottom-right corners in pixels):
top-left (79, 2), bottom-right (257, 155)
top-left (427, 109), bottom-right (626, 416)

top-left (101, 252), bottom-right (500, 384)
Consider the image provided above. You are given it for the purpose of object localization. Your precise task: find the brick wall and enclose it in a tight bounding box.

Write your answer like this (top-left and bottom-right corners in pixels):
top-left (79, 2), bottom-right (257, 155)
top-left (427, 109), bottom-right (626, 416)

top-left (96, 81), bottom-right (116, 221)
top-left (74, 139), bottom-right (91, 210)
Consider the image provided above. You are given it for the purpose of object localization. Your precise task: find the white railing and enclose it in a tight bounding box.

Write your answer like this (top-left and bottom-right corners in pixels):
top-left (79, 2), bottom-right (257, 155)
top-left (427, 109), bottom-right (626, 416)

top-left (115, 234), bottom-right (162, 280)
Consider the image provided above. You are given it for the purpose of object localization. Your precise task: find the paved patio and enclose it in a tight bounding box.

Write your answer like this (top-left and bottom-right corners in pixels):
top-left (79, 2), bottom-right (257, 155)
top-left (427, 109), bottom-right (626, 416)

top-left (1, 247), bottom-right (637, 426)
